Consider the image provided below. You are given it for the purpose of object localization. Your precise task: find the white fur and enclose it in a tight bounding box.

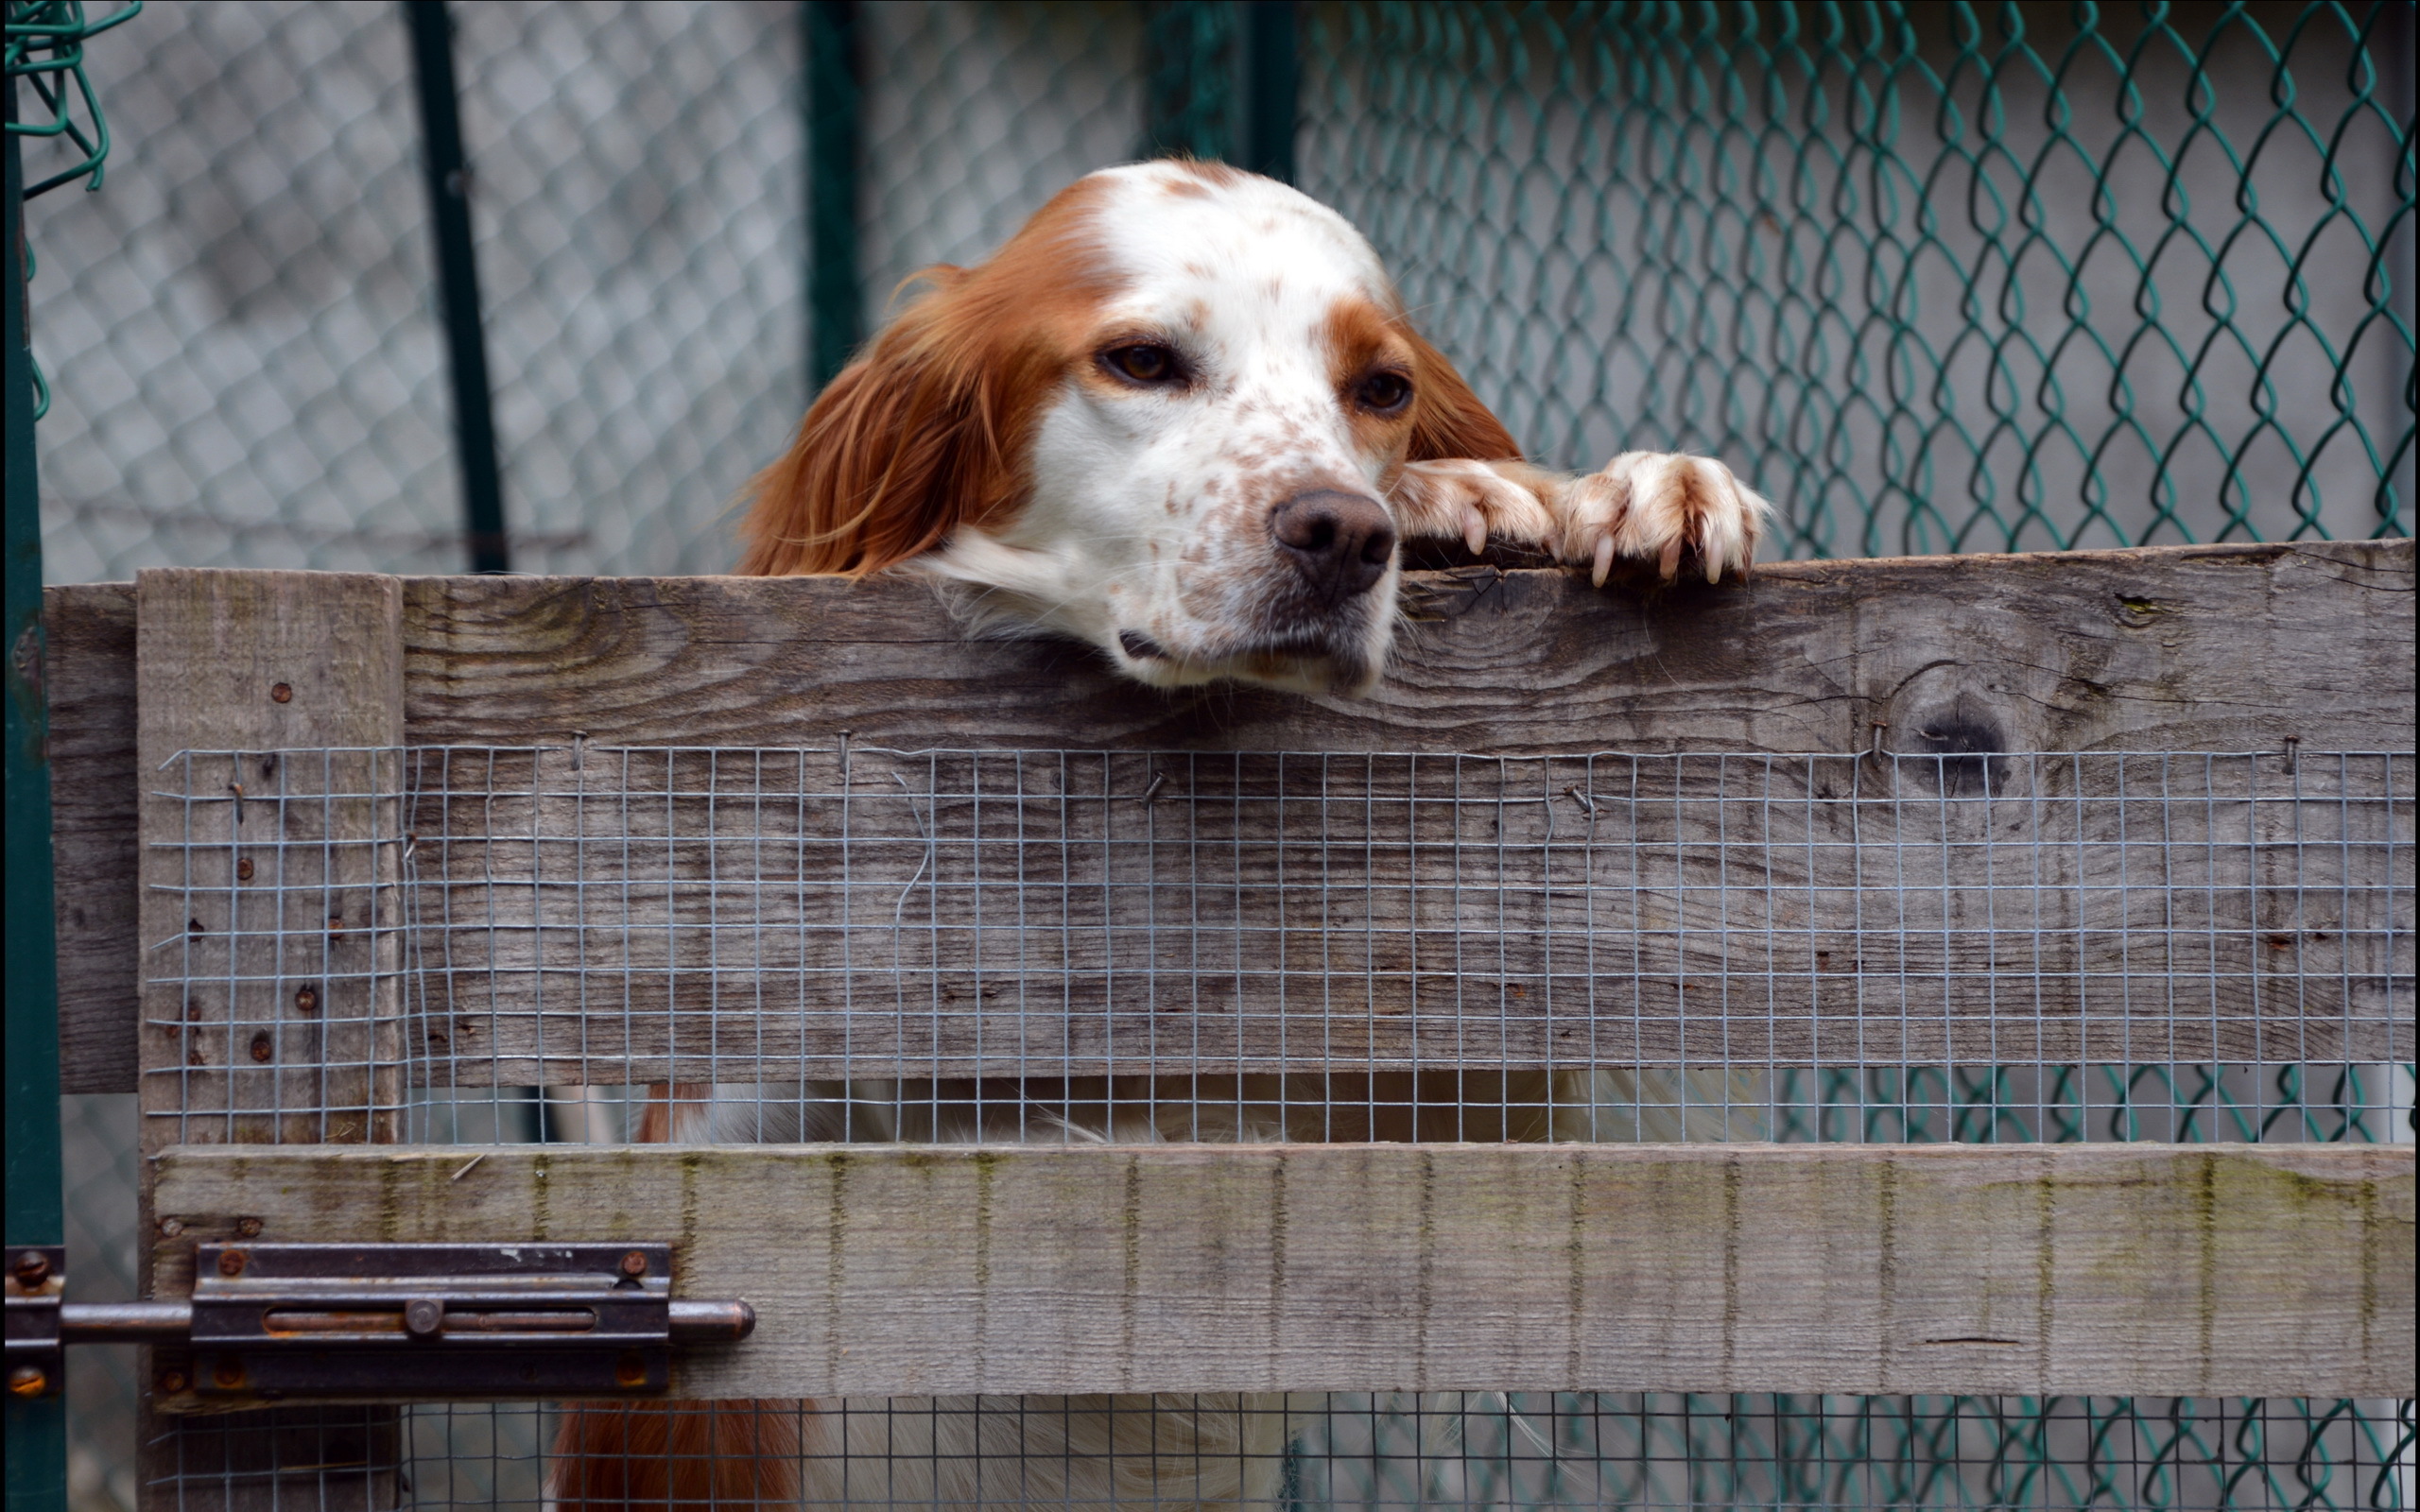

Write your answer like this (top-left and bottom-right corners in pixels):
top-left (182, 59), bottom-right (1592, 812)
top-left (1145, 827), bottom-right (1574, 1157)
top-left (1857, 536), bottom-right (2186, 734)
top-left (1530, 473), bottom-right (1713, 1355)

top-left (913, 163), bottom-right (1774, 696)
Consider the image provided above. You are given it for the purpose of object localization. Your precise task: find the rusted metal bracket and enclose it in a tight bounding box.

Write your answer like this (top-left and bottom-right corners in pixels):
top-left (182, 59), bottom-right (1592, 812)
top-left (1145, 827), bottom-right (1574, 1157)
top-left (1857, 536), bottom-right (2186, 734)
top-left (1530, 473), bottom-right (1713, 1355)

top-left (7, 1241), bottom-right (752, 1400)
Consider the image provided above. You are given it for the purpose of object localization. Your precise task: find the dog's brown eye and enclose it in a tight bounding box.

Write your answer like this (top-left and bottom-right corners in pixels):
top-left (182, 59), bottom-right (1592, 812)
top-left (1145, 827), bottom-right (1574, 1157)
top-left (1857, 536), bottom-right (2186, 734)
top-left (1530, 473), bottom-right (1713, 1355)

top-left (1103, 343), bottom-right (1181, 386)
top-left (1357, 370), bottom-right (1412, 412)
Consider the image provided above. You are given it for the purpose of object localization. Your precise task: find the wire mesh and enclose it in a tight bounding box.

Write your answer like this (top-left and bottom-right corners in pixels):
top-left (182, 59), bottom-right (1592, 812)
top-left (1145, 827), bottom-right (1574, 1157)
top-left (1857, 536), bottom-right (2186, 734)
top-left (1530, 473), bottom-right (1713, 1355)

top-left (141, 1394), bottom-right (2420, 1510)
top-left (27, 0), bottom-right (804, 584)
top-left (142, 745), bottom-right (2414, 1146)
top-left (1299, 1), bottom-right (2417, 555)
top-left (134, 743), bottom-right (2415, 1508)
top-left (24, 1), bottom-right (2411, 1506)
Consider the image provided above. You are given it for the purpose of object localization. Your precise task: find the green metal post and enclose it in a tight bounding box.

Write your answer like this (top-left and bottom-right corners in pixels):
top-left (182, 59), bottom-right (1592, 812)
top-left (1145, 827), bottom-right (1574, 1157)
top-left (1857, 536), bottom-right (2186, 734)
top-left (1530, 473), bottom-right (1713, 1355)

top-left (3, 64), bottom-right (68, 1512)
top-left (1238, 0), bottom-right (1296, 183)
top-left (405, 0), bottom-right (509, 574)
top-left (1141, 0), bottom-right (1234, 163)
top-left (804, 0), bottom-right (861, 392)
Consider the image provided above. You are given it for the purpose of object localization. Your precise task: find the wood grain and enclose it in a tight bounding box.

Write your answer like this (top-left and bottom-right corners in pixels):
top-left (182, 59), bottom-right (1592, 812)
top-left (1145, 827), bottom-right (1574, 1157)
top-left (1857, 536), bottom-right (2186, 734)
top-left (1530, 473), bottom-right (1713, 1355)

top-left (47, 581), bottom-right (138, 1092)
top-left (397, 540), bottom-right (2412, 752)
top-left (392, 746), bottom-right (2406, 1081)
top-left (149, 1141), bottom-right (2414, 1402)
top-left (134, 569), bottom-right (408, 1512)
top-left (51, 541), bottom-right (2418, 1091)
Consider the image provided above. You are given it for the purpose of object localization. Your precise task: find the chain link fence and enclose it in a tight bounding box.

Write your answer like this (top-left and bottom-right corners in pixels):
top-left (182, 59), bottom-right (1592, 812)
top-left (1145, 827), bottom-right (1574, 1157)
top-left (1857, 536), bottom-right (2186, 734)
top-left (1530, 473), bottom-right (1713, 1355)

top-left (17, 3), bottom-right (2415, 1510)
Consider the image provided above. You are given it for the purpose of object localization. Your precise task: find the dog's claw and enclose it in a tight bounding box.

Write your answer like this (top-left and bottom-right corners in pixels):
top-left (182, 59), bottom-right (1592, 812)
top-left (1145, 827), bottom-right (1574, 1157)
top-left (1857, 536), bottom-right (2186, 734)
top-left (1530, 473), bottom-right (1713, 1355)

top-left (1658, 537), bottom-right (1684, 581)
top-left (1461, 505), bottom-right (1487, 556)
top-left (1590, 534), bottom-right (1614, 588)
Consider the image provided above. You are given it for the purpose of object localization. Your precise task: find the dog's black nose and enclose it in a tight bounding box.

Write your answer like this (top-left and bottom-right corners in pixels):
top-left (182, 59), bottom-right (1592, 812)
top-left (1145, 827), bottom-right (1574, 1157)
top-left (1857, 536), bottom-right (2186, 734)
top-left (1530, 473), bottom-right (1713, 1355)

top-left (1270, 490), bottom-right (1396, 603)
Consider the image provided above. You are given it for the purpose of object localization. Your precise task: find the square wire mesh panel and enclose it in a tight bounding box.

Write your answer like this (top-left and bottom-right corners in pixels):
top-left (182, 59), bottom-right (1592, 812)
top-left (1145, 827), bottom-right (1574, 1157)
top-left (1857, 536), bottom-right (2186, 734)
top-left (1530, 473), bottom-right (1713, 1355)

top-left (138, 745), bottom-right (2415, 1511)
top-left (143, 1394), bottom-right (2415, 1510)
top-left (145, 745), bottom-right (2414, 1145)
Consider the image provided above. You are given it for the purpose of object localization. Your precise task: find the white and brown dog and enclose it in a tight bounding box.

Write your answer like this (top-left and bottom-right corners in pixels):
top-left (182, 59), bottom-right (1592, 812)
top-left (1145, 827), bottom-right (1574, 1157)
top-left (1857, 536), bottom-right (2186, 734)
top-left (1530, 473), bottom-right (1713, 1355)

top-left (551, 160), bottom-right (1770, 1512)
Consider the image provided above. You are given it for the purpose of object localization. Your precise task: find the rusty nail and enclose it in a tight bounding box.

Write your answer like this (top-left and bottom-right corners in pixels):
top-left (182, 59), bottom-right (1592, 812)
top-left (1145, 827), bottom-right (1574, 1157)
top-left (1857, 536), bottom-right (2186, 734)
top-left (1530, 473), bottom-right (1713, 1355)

top-left (1140, 772), bottom-right (1167, 803)
top-left (217, 1249), bottom-right (247, 1278)
top-left (9, 1366), bottom-right (49, 1398)
top-left (158, 1367), bottom-right (190, 1394)
top-left (158, 1217), bottom-right (183, 1238)
top-left (614, 1352), bottom-right (648, 1388)
top-left (293, 986), bottom-right (318, 1015)
top-left (269, 682), bottom-right (292, 704)
top-left (448, 1152), bottom-right (487, 1182)
top-left (2283, 734), bottom-right (2300, 772)
top-left (212, 1357), bottom-right (244, 1389)
top-left (11, 1251), bottom-right (51, 1290)
top-left (620, 1250), bottom-right (648, 1279)
top-left (235, 858), bottom-right (254, 881)
top-left (235, 1217), bottom-right (263, 1239)
top-left (250, 1033), bottom-right (273, 1063)
top-left (327, 915), bottom-right (345, 933)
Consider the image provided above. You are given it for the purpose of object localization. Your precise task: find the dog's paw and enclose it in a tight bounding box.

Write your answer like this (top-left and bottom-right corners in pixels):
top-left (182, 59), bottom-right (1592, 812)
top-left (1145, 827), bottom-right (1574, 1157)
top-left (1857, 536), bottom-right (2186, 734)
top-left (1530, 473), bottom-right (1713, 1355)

top-left (1393, 458), bottom-right (1562, 555)
top-left (1559, 452), bottom-right (1774, 585)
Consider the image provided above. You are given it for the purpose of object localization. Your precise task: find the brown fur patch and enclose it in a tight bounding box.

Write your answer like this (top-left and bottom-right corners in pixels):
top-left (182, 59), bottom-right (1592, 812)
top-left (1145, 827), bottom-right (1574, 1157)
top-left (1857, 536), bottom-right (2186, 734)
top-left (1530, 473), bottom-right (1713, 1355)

top-left (549, 1400), bottom-right (804, 1512)
top-left (735, 175), bottom-right (1125, 576)
top-left (1403, 323), bottom-right (1521, 464)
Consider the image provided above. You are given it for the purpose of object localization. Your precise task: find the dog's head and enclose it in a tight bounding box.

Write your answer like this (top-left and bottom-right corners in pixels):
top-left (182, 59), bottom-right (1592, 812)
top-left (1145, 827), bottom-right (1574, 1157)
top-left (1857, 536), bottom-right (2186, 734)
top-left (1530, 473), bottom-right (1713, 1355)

top-left (739, 161), bottom-right (1515, 695)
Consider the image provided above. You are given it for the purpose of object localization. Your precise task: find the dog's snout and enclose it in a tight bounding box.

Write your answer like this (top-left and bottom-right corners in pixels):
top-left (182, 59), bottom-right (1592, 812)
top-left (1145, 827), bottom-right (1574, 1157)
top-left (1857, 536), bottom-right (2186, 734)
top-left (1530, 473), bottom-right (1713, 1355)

top-left (1270, 490), bottom-right (1396, 602)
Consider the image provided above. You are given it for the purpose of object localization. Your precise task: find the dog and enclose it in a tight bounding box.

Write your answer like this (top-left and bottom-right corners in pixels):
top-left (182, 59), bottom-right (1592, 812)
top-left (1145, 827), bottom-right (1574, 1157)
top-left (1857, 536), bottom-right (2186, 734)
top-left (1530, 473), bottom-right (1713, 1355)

top-left (550, 160), bottom-right (1772, 1511)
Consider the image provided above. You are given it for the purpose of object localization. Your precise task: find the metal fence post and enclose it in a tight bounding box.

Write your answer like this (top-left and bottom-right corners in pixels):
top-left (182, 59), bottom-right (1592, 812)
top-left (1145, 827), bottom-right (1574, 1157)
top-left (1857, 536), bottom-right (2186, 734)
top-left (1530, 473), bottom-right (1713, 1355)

top-left (4, 62), bottom-right (68, 1512)
top-left (1238, 0), bottom-right (1295, 183)
top-left (1142, 0), bottom-right (1234, 162)
top-left (404, 0), bottom-right (509, 575)
top-left (804, 0), bottom-right (861, 393)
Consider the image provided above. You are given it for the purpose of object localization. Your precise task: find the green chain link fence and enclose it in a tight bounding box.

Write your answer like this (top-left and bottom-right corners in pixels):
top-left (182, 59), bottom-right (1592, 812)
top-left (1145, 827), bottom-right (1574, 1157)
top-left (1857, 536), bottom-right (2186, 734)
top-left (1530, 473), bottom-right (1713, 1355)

top-left (1298, 1), bottom-right (2412, 556)
top-left (12, 3), bottom-right (2414, 1509)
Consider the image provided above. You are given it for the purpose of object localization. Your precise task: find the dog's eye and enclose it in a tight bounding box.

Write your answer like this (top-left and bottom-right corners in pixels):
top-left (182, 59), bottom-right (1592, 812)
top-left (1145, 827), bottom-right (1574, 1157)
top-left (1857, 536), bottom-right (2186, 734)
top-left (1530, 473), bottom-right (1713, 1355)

top-left (1102, 343), bottom-right (1182, 386)
top-left (1357, 370), bottom-right (1412, 413)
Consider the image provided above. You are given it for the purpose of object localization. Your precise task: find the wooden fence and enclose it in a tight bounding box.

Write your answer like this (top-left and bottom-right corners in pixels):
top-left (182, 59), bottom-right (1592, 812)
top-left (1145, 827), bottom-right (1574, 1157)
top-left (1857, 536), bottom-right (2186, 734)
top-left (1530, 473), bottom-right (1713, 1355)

top-left (42, 539), bottom-right (2418, 1410)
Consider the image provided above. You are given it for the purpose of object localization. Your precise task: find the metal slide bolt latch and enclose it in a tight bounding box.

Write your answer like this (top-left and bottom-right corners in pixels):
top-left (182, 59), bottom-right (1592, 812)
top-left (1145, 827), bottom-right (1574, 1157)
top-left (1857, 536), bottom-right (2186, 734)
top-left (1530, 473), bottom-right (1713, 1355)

top-left (4, 1242), bottom-right (753, 1401)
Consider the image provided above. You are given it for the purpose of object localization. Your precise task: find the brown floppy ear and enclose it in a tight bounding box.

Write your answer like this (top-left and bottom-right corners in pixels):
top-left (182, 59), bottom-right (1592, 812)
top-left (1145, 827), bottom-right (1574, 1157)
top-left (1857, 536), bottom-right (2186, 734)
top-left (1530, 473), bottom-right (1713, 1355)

top-left (1405, 326), bottom-right (1521, 462)
top-left (737, 270), bottom-right (1024, 577)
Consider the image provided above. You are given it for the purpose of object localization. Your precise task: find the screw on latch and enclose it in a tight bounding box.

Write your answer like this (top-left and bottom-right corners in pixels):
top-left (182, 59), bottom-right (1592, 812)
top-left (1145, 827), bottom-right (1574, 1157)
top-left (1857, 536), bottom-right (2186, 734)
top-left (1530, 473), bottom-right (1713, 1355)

top-left (212, 1357), bottom-right (245, 1390)
top-left (620, 1250), bottom-right (649, 1279)
top-left (11, 1250), bottom-right (51, 1289)
top-left (157, 1366), bottom-right (190, 1394)
top-left (9, 1366), bottom-right (49, 1399)
top-left (404, 1298), bottom-right (445, 1338)
top-left (269, 682), bottom-right (293, 704)
top-left (235, 1217), bottom-right (264, 1239)
top-left (217, 1249), bottom-right (248, 1278)
top-left (614, 1352), bottom-right (648, 1388)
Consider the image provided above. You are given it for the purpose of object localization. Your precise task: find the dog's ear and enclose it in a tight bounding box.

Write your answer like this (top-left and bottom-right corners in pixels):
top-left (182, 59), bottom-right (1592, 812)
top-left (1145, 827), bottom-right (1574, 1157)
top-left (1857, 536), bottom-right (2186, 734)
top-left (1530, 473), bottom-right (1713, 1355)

top-left (1405, 326), bottom-right (1521, 463)
top-left (738, 268), bottom-right (1029, 577)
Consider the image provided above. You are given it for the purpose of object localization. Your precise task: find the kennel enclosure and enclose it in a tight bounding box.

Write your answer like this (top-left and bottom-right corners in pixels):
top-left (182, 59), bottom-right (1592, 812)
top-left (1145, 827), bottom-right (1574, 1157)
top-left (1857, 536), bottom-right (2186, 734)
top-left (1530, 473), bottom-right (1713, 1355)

top-left (22, 538), bottom-right (2416, 1506)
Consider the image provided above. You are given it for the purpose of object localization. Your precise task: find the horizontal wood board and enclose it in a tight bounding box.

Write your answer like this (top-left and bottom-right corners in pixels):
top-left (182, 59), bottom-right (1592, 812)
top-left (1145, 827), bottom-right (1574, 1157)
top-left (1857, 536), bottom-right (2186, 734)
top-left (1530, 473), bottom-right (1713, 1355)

top-left (52, 541), bottom-right (2418, 1091)
top-left (150, 1141), bottom-right (2413, 1402)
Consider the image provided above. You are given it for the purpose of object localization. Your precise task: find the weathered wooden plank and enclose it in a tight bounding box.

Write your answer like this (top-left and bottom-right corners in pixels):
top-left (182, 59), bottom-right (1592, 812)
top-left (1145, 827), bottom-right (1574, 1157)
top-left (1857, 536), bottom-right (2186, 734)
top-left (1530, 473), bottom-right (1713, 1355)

top-left (48, 580), bottom-right (139, 1092)
top-left (398, 541), bottom-right (2413, 752)
top-left (389, 747), bottom-right (2407, 1081)
top-left (135, 569), bottom-right (408, 1512)
top-left (50, 541), bottom-right (2418, 1090)
top-left (150, 1141), bottom-right (2413, 1402)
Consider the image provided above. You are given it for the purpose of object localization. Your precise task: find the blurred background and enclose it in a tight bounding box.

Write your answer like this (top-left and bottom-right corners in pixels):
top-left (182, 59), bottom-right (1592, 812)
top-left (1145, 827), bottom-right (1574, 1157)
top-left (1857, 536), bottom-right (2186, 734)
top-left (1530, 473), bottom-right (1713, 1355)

top-left (14, 2), bottom-right (2413, 1508)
